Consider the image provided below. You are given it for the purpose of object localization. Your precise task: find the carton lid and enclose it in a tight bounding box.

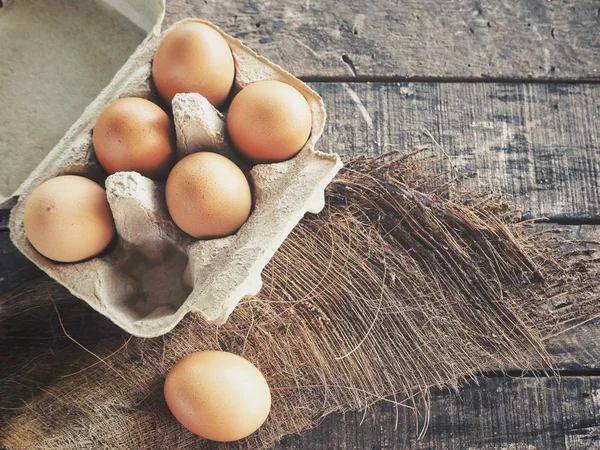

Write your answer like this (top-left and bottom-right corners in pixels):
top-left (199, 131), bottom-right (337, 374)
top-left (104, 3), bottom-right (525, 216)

top-left (0, 0), bottom-right (165, 208)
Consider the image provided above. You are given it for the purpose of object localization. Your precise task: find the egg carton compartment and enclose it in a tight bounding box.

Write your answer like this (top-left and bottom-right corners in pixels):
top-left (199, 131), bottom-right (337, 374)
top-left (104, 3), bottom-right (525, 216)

top-left (9, 18), bottom-right (342, 337)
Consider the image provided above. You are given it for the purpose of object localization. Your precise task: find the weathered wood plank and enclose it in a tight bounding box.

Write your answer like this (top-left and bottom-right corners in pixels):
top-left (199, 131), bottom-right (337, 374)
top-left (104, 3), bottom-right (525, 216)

top-left (0, 223), bottom-right (599, 371)
top-left (274, 376), bottom-right (600, 449)
top-left (2, 82), bottom-right (597, 222)
top-left (166, 0), bottom-right (600, 80)
top-left (311, 82), bottom-right (600, 220)
top-left (538, 224), bottom-right (600, 373)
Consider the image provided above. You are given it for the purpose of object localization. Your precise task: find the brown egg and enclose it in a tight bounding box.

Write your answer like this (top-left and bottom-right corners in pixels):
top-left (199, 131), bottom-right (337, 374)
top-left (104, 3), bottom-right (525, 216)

top-left (92, 97), bottom-right (174, 179)
top-left (165, 152), bottom-right (252, 239)
top-left (23, 175), bottom-right (115, 263)
top-left (152, 22), bottom-right (235, 108)
top-left (164, 351), bottom-right (271, 442)
top-left (227, 80), bottom-right (312, 163)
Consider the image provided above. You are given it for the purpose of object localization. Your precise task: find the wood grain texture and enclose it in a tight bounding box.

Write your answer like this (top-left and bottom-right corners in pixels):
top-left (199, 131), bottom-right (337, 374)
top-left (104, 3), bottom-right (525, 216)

top-left (165, 0), bottom-right (600, 80)
top-left (547, 318), bottom-right (600, 373)
top-left (311, 82), bottom-right (600, 220)
top-left (274, 376), bottom-right (600, 449)
top-left (538, 223), bottom-right (600, 374)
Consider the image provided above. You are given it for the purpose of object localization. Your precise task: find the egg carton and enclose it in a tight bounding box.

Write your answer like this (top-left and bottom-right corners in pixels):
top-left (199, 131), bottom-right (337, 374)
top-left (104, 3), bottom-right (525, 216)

top-left (9, 18), bottom-right (342, 337)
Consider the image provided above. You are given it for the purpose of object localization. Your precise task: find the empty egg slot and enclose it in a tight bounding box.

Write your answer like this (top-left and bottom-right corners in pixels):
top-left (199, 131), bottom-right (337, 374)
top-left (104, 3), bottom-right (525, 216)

top-left (110, 244), bottom-right (191, 322)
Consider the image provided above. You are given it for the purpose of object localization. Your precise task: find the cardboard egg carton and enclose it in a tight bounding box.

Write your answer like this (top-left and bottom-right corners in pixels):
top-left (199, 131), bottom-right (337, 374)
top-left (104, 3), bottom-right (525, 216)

top-left (9, 18), bottom-right (342, 337)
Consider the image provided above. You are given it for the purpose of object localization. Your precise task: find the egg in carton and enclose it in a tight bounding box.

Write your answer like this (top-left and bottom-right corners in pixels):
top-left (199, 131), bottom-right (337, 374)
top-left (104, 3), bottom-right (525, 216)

top-left (9, 18), bottom-right (342, 337)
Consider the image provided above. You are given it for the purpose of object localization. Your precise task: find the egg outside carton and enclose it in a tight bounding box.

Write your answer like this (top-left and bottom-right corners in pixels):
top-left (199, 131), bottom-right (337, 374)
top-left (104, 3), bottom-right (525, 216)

top-left (8, 18), bottom-right (342, 337)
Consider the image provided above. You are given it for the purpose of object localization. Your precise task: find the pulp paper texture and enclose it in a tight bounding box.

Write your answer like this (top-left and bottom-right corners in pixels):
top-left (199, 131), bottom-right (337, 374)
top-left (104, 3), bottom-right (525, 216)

top-left (9, 18), bottom-right (342, 337)
top-left (0, 0), bottom-right (161, 205)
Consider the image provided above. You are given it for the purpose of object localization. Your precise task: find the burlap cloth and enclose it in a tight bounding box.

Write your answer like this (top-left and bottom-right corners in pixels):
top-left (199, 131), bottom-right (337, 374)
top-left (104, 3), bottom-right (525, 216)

top-left (1, 154), bottom-right (599, 449)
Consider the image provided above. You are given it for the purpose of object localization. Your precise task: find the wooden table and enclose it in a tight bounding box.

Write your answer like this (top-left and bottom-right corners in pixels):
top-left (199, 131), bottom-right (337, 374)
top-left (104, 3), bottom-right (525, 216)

top-left (2, 1), bottom-right (600, 448)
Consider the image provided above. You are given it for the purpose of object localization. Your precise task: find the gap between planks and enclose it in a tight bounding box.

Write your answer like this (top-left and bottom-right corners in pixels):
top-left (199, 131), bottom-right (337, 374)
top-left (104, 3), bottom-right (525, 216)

top-left (301, 76), bottom-right (600, 84)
